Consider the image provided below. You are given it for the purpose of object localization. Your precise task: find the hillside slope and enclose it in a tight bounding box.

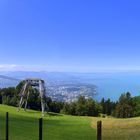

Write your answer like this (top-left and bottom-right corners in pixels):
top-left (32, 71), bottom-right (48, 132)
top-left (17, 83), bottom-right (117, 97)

top-left (0, 105), bottom-right (96, 140)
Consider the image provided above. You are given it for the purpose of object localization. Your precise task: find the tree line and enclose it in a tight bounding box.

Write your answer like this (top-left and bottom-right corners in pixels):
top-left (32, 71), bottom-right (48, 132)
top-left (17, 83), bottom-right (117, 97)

top-left (0, 83), bottom-right (140, 118)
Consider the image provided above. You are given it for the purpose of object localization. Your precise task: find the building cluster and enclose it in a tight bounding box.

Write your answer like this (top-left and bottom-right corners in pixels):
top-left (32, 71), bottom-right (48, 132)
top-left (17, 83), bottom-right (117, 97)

top-left (46, 84), bottom-right (97, 102)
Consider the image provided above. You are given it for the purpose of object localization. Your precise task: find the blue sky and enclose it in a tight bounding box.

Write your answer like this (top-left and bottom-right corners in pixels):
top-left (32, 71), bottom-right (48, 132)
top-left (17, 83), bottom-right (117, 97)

top-left (0, 0), bottom-right (140, 72)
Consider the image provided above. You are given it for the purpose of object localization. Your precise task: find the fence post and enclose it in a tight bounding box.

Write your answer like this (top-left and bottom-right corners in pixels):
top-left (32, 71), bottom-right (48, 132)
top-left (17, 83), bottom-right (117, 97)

top-left (6, 112), bottom-right (9, 140)
top-left (39, 118), bottom-right (43, 140)
top-left (97, 121), bottom-right (102, 140)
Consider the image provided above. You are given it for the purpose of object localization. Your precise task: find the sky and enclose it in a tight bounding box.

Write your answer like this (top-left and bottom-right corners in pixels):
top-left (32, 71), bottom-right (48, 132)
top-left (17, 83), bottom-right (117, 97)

top-left (0, 0), bottom-right (140, 72)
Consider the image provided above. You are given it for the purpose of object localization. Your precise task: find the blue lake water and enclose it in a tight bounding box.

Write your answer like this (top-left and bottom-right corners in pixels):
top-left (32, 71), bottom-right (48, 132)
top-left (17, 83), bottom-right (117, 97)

top-left (77, 72), bottom-right (140, 101)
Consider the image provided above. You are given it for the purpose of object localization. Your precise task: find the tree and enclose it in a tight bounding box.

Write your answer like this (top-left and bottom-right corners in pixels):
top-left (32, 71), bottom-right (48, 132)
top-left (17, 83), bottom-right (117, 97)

top-left (49, 101), bottom-right (64, 113)
top-left (132, 96), bottom-right (140, 117)
top-left (86, 98), bottom-right (101, 116)
top-left (115, 92), bottom-right (134, 118)
top-left (100, 98), bottom-right (106, 114)
top-left (0, 87), bottom-right (18, 106)
top-left (76, 96), bottom-right (87, 116)
top-left (61, 102), bottom-right (76, 115)
top-left (26, 88), bottom-right (41, 110)
top-left (100, 98), bottom-right (116, 116)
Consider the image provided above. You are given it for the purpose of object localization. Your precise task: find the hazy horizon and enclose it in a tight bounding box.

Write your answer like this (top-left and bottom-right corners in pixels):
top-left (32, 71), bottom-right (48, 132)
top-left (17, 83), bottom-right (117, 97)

top-left (1, 71), bottom-right (140, 101)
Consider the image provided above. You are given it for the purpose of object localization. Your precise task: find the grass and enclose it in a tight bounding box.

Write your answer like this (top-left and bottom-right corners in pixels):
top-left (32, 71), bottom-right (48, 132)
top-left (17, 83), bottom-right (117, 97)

top-left (92, 117), bottom-right (140, 140)
top-left (1, 105), bottom-right (140, 140)
top-left (0, 105), bottom-right (96, 140)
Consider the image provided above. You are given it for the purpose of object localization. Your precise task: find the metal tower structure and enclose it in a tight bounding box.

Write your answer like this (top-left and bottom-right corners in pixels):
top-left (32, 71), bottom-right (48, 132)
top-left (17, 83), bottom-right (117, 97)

top-left (0, 75), bottom-right (47, 116)
top-left (17, 78), bottom-right (46, 116)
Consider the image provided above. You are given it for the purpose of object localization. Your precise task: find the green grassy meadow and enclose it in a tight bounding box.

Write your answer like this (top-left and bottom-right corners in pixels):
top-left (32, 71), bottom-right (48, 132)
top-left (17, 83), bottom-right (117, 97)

top-left (0, 105), bottom-right (96, 140)
top-left (1, 105), bottom-right (140, 140)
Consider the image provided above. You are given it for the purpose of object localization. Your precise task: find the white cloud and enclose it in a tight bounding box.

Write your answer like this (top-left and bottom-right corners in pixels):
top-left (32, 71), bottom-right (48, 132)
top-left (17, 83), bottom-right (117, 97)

top-left (0, 64), bottom-right (17, 70)
top-left (0, 64), bottom-right (49, 71)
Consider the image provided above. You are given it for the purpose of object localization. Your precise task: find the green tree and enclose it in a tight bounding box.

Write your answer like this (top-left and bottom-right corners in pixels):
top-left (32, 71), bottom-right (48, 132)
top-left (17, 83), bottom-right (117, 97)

top-left (76, 96), bottom-right (87, 116)
top-left (100, 98), bottom-right (106, 114)
top-left (100, 98), bottom-right (116, 116)
top-left (0, 87), bottom-right (18, 106)
top-left (132, 96), bottom-right (140, 116)
top-left (115, 92), bottom-right (134, 118)
top-left (86, 98), bottom-right (101, 116)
